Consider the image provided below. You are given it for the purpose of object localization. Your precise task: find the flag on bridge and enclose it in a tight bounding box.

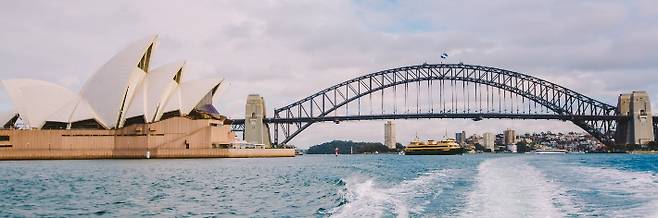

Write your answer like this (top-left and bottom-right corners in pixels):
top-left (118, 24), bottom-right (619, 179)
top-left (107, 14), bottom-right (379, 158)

top-left (441, 52), bottom-right (448, 59)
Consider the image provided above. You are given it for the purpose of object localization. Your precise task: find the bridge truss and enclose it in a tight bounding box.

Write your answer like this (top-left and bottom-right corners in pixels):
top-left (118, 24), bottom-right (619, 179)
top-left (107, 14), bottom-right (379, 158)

top-left (262, 63), bottom-right (620, 146)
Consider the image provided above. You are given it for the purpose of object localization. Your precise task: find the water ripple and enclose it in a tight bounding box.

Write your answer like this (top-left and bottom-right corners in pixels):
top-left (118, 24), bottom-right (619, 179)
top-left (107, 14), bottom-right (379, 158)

top-left (0, 154), bottom-right (656, 217)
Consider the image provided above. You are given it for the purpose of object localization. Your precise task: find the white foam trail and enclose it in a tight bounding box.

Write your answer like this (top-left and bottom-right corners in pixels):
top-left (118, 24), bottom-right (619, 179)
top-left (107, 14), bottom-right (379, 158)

top-left (330, 169), bottom-right (456, 218)
top-left (461, 157), bottom-right (575, 218)
top-left (570, 166), bottom-right (658, 217)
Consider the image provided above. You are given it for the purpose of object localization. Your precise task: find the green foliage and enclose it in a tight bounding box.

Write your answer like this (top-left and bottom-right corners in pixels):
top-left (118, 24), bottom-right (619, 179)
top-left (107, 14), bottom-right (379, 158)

top-left (624, 142), bottom-right (658, 151)
top-left (306, 140), bottom-right (394, 154)
top-left (474, 143), bottom-right (485, 151)
top-left (605, 141), bottom-right (658, 152)
top-left (395, 143), bottom-right (405, 150)
top-left (515, 141), bottom-right (531, 153)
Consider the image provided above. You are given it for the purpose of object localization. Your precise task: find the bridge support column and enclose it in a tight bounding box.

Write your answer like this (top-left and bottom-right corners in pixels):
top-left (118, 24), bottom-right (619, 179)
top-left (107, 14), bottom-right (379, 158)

top-left (244, 94), bottom-right (272, 148)
top-left (615, 91), bottom-right (654, 146)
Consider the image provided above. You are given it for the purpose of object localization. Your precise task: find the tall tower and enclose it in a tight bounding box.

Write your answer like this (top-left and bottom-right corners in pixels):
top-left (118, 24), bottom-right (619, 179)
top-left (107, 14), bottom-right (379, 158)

top-left (503, 129), bottom-right (516, 145)
top-left (630, 91), bottom-right (654, 145)
top-left (482, 132), bottom-right (495, 152)
top-left (455, 130), bottom-right (466, 145)
top-left (615, 93), bottom-right (632, 144)
top-left (244, 94), bottom-right (272, 147)
top-left (616, 91), bottom-right (654, 145)
top-left (384, 121), bottom-right (396, 150)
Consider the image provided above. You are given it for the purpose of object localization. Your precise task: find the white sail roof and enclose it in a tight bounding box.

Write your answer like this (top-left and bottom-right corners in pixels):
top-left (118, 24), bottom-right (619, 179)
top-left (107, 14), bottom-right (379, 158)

top-left (163, 78), bottom-right (223, 116)
top-left (46, 95), bottom-right (101, 125)
top-left (78, 35), bottom-right (157, 129)
top-left (1, 35), bottom-right (229, 129)
top-left (163, 86), bottom-right (182, 114)
top-left (125, 61), bottom-right (184, 123)
top-left (0, 79), bottom-right (98, 128)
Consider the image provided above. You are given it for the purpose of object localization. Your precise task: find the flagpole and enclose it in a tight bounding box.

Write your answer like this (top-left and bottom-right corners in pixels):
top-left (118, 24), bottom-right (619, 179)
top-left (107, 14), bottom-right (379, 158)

top-left (440, 52), bottom-right (448, 64)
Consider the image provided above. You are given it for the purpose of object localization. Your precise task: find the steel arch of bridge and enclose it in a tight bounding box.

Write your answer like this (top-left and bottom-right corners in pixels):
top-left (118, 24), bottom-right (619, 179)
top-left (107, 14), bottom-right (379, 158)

top-left (271, 63), bottom-right (618, 146)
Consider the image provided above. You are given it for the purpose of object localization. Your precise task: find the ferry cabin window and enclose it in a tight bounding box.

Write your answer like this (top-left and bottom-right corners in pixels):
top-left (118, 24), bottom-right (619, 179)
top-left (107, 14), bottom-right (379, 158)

top-left (0, 135), bottom-right (9, 141)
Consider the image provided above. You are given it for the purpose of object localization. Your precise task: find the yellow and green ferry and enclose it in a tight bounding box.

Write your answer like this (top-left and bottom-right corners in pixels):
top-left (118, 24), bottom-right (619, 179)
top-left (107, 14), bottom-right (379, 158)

top-left (404, 138), bottom-right (464, 155)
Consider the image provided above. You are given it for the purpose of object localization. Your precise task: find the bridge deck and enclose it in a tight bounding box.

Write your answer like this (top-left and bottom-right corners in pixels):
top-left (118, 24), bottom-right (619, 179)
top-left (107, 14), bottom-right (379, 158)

top-left (231, 113), bottom-right (645, 125)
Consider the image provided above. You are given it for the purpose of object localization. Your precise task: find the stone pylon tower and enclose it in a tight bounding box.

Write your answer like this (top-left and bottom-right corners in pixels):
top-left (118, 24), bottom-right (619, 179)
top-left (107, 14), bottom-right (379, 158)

top-left (615, 93), bottom-right (632, 144)
top-left (244, 94), bottom-right (272, 147)
top-left (615, 91), bottom-right (654, 145)
top-left (384, 121), bottom-right (396, 150)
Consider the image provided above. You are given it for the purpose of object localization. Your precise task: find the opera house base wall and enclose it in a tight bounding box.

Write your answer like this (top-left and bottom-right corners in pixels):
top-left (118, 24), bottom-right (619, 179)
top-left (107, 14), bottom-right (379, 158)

top-left (0, 149), bottom-right (295, 160)
top-left (0, 117), bottom-right (294, 160)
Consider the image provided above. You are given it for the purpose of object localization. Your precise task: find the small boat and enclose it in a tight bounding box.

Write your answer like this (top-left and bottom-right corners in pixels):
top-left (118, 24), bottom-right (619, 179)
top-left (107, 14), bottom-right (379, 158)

top-left (404, 138), bottom-right (464, 155)
top-left (534, 149), bottom-right (568, 154)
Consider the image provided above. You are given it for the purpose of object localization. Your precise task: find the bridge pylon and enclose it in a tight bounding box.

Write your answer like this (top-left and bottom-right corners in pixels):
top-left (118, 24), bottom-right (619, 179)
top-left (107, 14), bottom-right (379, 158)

top-left (244, 94), bottom-right (272, 148)
top-left (615, 91), bottom-right (654, 146)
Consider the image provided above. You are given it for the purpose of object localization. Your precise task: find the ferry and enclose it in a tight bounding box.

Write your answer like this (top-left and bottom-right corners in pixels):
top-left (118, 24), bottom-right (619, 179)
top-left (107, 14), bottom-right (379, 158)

top-left (404, 138), bottom-right (464, 155)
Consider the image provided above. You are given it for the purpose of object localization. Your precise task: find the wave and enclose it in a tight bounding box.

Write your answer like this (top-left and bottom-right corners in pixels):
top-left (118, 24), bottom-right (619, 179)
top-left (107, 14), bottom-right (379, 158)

top-left (567, 166), bottom-right (658, 217)
top-left (329, 169), bottom-right (458, 217)
top-left (460, 157), bottom-right (577, 218)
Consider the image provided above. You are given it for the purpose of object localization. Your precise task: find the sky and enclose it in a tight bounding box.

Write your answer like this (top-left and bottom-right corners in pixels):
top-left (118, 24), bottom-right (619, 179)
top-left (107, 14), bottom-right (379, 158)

top-left (1, 0), bottom-right (658, 147)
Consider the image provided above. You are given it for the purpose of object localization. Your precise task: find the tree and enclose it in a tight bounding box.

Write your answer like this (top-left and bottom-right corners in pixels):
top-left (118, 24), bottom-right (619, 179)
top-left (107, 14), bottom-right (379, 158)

top-left (306, 140), bottom-right (391, 154)
top-left (516, 141), bottom-right (530, 153)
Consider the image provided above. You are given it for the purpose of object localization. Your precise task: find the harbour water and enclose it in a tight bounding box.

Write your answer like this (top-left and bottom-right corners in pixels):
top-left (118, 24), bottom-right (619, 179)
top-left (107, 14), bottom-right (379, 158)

top-left (1, 154), bottom-right (657, 217)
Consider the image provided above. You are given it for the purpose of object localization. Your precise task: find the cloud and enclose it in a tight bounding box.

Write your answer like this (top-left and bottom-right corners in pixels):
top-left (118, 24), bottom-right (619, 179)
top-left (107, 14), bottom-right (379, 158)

top-left (1, 0), bottom-right (657, 147)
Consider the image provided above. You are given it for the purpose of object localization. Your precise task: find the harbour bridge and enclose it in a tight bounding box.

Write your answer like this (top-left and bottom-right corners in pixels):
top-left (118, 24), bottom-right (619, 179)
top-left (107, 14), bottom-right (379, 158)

top-left (232, 63), bottom-right (657, 147)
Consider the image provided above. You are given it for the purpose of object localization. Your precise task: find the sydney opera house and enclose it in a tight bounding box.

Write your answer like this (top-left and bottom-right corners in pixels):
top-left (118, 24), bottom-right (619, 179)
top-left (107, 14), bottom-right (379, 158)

top-left (0, 36), bottom-right (293, 159)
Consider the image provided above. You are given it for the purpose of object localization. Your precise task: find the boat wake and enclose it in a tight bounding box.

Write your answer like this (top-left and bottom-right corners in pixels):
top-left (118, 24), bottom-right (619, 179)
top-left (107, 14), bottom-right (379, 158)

top-left (461, 157), bottom-right (577, 218)
top-left (567, 165), bottom-right (658, 217)
top-left (329, 169), bottom-right (458, 217)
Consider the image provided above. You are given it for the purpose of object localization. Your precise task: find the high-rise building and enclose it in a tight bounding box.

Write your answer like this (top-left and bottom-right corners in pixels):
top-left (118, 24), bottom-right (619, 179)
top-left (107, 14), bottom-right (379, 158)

top-left (504, 129), bottom-right (516, 145)
top-left (455, 131), bottom-right (466, 145)
top-left (482, 132), bottom-right (495, 152)
top-left (384, 121), bottom-right (397, 150)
